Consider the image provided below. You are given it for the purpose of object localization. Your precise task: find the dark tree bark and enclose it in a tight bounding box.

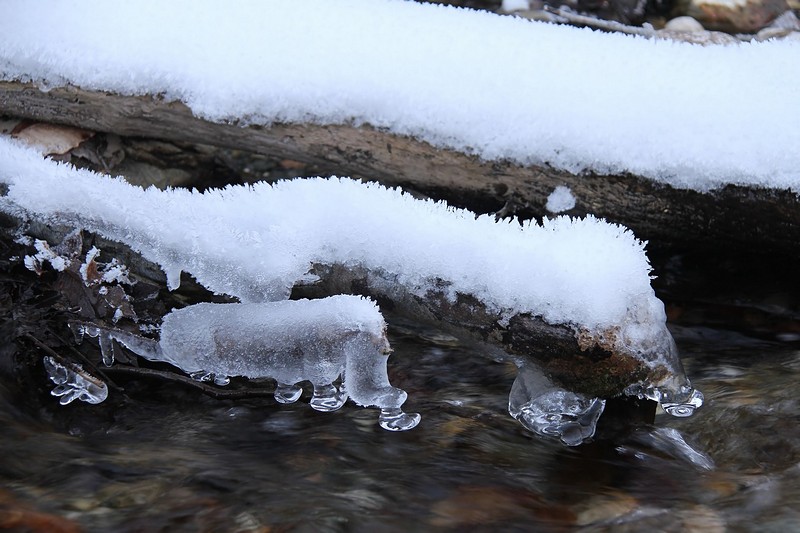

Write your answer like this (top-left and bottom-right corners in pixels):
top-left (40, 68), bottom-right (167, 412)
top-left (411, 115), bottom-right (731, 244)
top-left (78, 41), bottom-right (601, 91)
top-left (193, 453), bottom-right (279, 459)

top-left (2, 81), bottom-right (799, 256)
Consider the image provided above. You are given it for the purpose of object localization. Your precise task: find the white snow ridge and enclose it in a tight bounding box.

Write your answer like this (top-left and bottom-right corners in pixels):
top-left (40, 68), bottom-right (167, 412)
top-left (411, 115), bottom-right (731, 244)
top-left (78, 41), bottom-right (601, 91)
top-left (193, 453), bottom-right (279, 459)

top-left (0, 0), bottom-right (797, 191)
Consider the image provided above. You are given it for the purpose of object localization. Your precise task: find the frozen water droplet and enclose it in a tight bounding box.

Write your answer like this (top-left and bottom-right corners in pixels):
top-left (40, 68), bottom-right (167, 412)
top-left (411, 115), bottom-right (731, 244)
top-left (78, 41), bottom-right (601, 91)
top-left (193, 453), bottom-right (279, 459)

top-left (511, 392), bottom-right (606, 446)
top-left (77, 324), bottom-right (116, 366)
top-left (189, 370), bottom-right (212, 382)
top-left (98, 333), bottom-right (116, 366)
top-left (274, 382), bottom-right (303, 404)
top-left (43, 356), bottom-right (108, 405)
top-left (67, 322), bottom-right (85, 344)
top-left (378, 408), bottom-right (421, 431)
top-left (164, 266), bottom-right (182, 291)
top-left (189, 371), bottom-right (229, 385)
top-left (310, 383), bottom-right (348, 412)
top-left (46, 359), bottom-right (70, 385)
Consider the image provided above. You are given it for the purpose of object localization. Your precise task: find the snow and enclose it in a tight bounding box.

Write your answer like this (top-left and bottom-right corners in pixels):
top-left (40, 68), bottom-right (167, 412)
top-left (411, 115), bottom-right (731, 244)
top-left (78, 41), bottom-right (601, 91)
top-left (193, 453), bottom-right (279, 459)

top-left (0, 137), bottom-right (668, 365)
top-left (501, 0), bottom-right (531, 10)
top-left (0, 0), bottom-right (797, 191)
top-left (546, 186), bottom-right (577, 213)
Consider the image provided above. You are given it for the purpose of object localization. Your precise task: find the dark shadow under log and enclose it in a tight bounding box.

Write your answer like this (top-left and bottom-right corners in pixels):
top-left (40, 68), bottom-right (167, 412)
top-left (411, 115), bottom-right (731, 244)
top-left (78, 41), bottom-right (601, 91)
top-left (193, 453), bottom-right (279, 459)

top-left (2, 81), bottom-right (799, 256)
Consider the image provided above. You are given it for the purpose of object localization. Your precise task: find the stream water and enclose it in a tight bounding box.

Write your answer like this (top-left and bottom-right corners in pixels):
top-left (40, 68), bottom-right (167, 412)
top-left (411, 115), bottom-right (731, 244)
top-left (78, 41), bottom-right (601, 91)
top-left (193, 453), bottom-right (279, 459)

top-left (1, 247), bottom-right (799, 532)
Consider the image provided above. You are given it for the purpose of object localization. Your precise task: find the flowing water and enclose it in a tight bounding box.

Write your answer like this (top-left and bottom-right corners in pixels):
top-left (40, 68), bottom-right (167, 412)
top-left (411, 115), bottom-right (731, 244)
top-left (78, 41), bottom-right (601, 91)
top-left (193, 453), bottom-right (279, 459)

top-left (1, 248), bottom-right (799, 532)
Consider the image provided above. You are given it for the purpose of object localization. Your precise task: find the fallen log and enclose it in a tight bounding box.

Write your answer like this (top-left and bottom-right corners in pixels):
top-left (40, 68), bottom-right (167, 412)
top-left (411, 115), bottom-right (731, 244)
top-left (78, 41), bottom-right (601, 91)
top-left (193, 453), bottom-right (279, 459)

top-left (2, 81), bottom-right (799, 255)
top-left (293, 263), bottom-right (657, 400)
top-left (0, 140), bottom-right (698, 408)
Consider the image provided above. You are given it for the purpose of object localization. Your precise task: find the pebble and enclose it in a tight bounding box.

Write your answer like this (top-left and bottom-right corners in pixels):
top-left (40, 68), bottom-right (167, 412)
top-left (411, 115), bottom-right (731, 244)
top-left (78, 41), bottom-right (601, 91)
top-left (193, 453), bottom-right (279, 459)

top-left (681, 0), bottom-right (789, 33)
top-left (574, 491), bottom-right (639, 526)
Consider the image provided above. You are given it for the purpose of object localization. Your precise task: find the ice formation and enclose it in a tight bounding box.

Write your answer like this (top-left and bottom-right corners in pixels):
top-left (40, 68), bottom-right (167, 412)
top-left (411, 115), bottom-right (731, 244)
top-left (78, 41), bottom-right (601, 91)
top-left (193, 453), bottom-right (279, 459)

top-left (509, 364), bottom-right (606, 446)
top-left (0, 138), bottom-right (702, 443)
top-left (73, 296), bottom-right (420, 431)
top-left (1, 0), bottom-right (798, 191)
top-left (43, 356), bottom-right (108, 405)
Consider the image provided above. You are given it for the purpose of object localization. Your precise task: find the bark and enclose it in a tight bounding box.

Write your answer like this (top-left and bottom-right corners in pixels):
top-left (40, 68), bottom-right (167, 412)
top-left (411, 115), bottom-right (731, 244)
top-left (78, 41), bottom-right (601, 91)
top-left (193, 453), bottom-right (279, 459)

top-left (294, 264), bottom-right (657, 399)
top-left (2, 81), bottom-right (799, 255)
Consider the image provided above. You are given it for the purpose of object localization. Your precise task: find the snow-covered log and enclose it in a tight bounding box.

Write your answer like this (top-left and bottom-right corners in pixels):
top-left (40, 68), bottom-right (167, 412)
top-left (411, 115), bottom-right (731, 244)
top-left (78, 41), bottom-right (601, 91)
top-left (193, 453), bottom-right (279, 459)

top-left (2, 80), bottom-right (799, 254)
top-left (0, 136), bottom-right (700, 411)
top-left (2, 1), bottom-right (798, 256)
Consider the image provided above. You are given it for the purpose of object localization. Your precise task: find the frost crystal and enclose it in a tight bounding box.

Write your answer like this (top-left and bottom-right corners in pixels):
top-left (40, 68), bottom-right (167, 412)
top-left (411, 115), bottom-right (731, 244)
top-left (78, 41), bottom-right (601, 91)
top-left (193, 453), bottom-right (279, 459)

top-left (24, 239), bottom-right (71, 273)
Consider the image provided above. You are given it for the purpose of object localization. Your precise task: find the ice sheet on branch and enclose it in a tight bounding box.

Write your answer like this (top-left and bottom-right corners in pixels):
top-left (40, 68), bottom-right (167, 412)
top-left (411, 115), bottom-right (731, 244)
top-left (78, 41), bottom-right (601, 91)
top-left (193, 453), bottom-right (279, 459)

top-left (0, 137), bottom-right (667, 368)
top-left (73, 296), bottom-right (422, 431)
top-left (0, 0), bottom-right (797, 191)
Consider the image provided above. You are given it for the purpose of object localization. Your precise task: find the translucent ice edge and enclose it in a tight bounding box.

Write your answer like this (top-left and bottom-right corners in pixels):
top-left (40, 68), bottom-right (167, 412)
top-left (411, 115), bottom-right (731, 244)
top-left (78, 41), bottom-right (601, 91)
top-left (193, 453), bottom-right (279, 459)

top-left (509, 363), bottom-right (704, 446)
top-left (509, 364), bottom-right (606, 446)
top-left (43, 355), bottom-right (108, 405)
top-left (70, 297), bottom-right (421, 432)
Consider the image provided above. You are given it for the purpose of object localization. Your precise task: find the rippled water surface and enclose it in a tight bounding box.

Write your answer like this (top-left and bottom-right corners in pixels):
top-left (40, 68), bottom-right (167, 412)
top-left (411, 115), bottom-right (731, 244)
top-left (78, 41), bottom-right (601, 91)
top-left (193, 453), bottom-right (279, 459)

top-left (2, 251), bottom-right (800, 532)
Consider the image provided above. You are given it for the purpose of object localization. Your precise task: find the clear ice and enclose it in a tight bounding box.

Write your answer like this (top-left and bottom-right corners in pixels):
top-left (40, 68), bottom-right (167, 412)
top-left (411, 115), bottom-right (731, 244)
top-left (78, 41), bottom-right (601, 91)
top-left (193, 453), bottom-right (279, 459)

top-left (644, 383), bottom-right (705, 417)
top-left (74, 296), bottom-right (420, 431)
top-left (509, 364), bottom-right (606, 446)
top-left (43, 356), bottom-right (108, 405)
